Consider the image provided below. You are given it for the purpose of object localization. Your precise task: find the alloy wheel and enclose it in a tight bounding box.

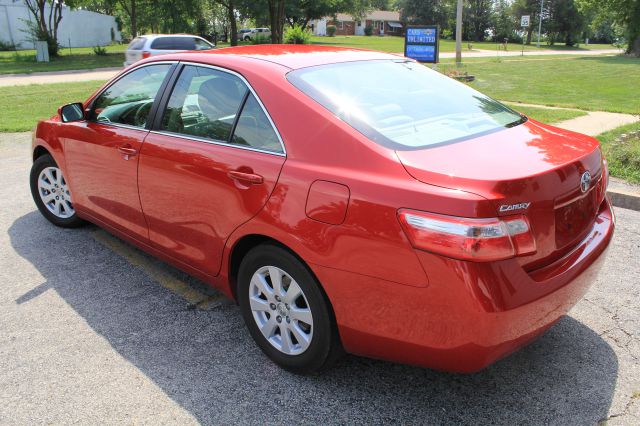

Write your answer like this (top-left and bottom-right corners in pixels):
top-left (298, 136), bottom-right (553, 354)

top-left (37, 166), bottom-right (74, 219)
top-left (249, 266), bottom-right (314, 355)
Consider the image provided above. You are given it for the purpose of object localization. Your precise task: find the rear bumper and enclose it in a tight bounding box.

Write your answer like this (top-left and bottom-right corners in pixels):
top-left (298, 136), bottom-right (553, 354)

top-left (314, 199), bottom-right (614, 372)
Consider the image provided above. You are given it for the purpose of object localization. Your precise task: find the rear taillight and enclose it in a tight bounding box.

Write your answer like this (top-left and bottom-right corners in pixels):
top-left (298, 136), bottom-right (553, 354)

top-left (142, 51), bottom-right (151, 59)
top-left (398, 209), bottom-right (536, 262)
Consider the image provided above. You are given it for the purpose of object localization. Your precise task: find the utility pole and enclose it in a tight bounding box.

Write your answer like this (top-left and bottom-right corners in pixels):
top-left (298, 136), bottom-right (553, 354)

top-left (455, 0), bottom-right (463, 65)
top-left (537, 0), bottom-right (544, 48)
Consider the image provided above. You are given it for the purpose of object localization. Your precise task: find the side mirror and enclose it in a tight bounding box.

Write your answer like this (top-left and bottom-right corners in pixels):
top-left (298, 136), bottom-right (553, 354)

top-left (59, 102), bottom-right (85, 123)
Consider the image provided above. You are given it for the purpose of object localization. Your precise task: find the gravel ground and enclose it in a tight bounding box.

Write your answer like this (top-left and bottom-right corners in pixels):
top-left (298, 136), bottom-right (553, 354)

top-left (1, 132), bottom-right (639, 425)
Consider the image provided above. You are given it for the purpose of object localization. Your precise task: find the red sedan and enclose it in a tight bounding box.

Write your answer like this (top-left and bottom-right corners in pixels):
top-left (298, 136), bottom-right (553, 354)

top-left (30, 45), bottom-right (614, 373)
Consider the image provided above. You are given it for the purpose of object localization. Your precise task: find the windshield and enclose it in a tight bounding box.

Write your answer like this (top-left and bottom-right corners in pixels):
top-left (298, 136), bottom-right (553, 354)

top-left (287, 60), bottom-right (525, 150)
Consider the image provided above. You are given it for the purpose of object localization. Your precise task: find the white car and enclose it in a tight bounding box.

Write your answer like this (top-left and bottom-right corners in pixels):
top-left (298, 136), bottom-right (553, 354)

top-left (242, 28), bottom-right (271, 41)
top-left (124, 34), bottom-right (215, 67)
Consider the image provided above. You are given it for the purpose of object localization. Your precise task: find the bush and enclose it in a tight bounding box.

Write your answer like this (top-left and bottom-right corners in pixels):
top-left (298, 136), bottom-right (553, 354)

top-left (93, 45), bottom-right (108, 56)
top-left (250, 34), bottom-right (271, 44)
top-left (284, 24), bottom-right (312, 44)
top-left (326, 25), bottom-right (336, 37)
top-left (364, 25), bottom-right (373, 36)
top-left (0, 40), bottom-right (16, 51)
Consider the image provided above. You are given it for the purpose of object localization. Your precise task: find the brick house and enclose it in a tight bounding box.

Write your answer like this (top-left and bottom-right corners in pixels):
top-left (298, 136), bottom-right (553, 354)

top-left (313, 11), bottom-right (404, 37)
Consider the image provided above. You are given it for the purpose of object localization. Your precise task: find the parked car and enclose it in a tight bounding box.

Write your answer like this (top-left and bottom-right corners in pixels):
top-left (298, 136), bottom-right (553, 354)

top-left (124, 34), bottom-right (214, 66)
top-left (237, 29), bottom-right (252, 40)
top-left (241, 27), bottom-right (271, 41)
top-left (31, 45), bottom-right (614, 374)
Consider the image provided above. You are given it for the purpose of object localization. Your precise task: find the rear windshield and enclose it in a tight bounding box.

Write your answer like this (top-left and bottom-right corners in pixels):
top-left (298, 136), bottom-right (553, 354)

top-left (151, 36), bottom-right (197, 50)
top-left (287, 60), bottom-right (525, 150)
top-left (127, 37), bottom-right (146, 50)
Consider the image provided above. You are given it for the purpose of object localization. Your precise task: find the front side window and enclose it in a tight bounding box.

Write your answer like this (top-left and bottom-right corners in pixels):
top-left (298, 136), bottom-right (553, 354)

top-left (194, 38), bottom-right (214, 50)
top-left (287, 60), bottom-right (525, 150)
top-left (161, 65), bottom-right (247, 142)
top-left (90, 64), bottom-right (171, 128)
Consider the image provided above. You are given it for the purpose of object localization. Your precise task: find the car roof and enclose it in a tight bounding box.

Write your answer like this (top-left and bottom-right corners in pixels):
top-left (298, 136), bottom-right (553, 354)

top-left (166, 45), bottom-right (403, 70)
top-left (139, 34), bottom-right (204, 39)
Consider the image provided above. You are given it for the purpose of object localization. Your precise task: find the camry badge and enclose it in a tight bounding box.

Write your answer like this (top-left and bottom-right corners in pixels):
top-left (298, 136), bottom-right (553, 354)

top-left (499, 202), bottom-right (531, 213)
top-left (580, 171), bottom-right (592, 193)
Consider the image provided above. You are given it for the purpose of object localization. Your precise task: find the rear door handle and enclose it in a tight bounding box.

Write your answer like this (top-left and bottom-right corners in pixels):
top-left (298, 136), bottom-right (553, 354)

top-left (228, 170), bottom-right (264, 185)
top-left (117, 145), bottom-right (138, 160)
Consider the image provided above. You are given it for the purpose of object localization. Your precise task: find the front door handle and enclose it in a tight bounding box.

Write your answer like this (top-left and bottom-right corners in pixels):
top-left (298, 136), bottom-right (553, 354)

top-left (228, 170), bottom-right (264, 185)
top-left (117, 145), bottom-right (138, 160)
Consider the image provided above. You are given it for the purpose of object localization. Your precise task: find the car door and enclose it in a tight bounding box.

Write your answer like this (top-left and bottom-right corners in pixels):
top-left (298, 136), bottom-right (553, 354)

top-left (63, 63), bottom-right (174, 241)
top-left (138, 64), bottom-right (286, 277)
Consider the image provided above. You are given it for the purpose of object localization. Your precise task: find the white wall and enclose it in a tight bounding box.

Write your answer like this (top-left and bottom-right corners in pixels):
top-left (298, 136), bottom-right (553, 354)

top-left (0, 0), bottom-right (121, 49)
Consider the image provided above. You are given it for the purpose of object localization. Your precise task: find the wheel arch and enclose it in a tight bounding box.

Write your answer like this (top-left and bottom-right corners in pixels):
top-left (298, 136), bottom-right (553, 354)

top-left (227, 234), bottom-right (338, 327)
top-left (33, 145), bottom-right (52, 162)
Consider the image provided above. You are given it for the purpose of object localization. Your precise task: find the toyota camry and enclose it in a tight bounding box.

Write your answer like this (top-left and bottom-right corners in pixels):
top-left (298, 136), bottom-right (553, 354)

top-left (30, 45), bottom-right (614, 373)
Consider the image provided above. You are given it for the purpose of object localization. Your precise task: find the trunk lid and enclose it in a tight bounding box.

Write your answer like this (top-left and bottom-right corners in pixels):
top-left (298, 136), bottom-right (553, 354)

top-left (396, 120), bottom-right (604, 269)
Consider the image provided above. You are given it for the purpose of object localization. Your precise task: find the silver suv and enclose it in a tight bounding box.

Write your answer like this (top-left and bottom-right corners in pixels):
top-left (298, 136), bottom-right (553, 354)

top-left (124, 34), bottom-right (215, 67)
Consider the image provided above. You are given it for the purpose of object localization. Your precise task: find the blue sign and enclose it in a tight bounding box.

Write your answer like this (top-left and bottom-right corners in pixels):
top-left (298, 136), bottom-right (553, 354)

top-left (405, 26), bottom-right (439, 63)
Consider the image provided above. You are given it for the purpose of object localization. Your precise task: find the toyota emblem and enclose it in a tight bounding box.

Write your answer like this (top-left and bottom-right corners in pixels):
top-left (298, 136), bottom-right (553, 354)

top-left (580, 171), bottom-right (591, 193)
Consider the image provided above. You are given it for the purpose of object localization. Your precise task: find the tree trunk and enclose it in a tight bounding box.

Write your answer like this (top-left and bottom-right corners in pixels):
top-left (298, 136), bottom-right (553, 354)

top-left (131, 0), bottom-right (137, 38)
top-left (228, 0), bottom-right (237, 46)
top-left (630, 35), bottom-right (640, 57)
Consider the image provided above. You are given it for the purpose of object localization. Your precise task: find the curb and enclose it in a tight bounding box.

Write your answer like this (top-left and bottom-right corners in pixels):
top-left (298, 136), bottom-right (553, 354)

top-left (607, 178), bottom-right (640, 211)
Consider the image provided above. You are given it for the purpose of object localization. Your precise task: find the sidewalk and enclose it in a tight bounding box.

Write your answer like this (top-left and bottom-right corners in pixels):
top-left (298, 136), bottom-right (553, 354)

top-left (0, 67), bottom-right (120, 87)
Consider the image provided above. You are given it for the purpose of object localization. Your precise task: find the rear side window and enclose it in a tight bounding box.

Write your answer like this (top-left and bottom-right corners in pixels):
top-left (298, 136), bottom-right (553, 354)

top-left (160, 65), bottom-right (283, 153)
top-left (127, 37), bottom-right (146, 50)
top-left (151, 37), bottom-right (196, 50)
top-left (287, 60), bottom-right (525, 150)
top-left (91, 64), bottom-right (172, 128)
top-left (232, 94), bottom-right (281, 152)
top-left (161, 65), bottom-right (247, 142)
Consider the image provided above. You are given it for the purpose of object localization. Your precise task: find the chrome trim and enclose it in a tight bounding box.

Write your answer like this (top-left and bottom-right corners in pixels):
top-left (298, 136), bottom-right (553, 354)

top-left (176, 61), bottom-right (287, 156)
top-left (148, 130), bottom-right (286, 157)
top-left (94, 121), bottom-right (149, 133)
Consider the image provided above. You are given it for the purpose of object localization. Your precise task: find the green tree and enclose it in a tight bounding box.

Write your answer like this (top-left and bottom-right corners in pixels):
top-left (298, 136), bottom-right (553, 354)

top-left (463, 0), bottom-right (493, 41)
top-left (578, 0), bottom-right (640, 54)
top-left (23, 0), bottom-right (82, 55)
top-left (545, 0), bottom-right (585, 46)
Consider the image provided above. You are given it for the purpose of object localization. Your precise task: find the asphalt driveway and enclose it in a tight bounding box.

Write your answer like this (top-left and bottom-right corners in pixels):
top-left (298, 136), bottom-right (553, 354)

top-left (1, 132), bottom-right (639, 425)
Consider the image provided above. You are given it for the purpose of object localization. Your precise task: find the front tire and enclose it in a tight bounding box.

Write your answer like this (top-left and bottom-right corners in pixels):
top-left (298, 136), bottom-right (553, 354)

top-left (238, 244), bottom-right (342, 373)
top-left (30, 154), bottom-right (84, 228)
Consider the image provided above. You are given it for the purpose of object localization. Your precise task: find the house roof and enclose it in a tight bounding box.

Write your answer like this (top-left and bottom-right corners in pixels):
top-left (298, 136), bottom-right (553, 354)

top-left (333, 10), bottom-right (401, 22)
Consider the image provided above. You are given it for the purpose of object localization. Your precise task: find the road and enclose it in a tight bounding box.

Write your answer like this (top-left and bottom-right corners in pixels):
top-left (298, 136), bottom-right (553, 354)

top-left (1, 132), bottom-right (639, 425)
top-left (0, 48), bottom-right (622, 87)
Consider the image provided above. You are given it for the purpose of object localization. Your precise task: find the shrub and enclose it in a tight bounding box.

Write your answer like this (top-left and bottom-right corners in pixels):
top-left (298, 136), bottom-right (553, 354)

top-left (364, 25), bottom-right (373, 36)
top-left (326, 25), bottom-right (336, 37)
top-left (284, 24), bottom-right (312, 44)
top-left (0, 40), bottom-right (16, 51)
top-left (93, 45), bottom-right (108, 56)
top-left (250, 34), bottom-right (271, 44)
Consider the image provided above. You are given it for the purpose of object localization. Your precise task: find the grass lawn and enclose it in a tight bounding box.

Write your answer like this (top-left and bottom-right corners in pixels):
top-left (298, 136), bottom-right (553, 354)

top-left (0, 80), bottom-right (105, 132)
top-left (439, 55), bottom-right (640, 114)
top-left (507, 105), bottom-right (588, 124)
top-left (597, 121), bottom-right (640, 184)
top-left (0, 45), bottom-right (126, 75)
top-left (309, 35), bottom-right (615, 53)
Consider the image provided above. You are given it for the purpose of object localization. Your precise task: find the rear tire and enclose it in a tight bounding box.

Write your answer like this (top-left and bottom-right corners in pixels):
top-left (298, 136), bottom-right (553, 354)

top-left (238, 244), bottom-right (342, 373)
top-left (30, 154), bottom-right (84, 228)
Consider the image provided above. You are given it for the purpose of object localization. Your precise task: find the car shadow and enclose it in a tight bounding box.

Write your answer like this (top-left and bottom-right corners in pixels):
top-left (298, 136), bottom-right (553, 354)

top-left (8, 211), bottom-right (618, 424)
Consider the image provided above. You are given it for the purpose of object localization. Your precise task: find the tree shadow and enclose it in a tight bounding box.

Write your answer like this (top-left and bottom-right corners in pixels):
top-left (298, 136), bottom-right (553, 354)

top-left (9, 211), bottom-right (618, 424)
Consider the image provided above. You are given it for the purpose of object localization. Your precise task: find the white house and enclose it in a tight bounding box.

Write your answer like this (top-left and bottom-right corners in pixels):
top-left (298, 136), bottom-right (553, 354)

top-left (0, 0), bottom-right (121, 49)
